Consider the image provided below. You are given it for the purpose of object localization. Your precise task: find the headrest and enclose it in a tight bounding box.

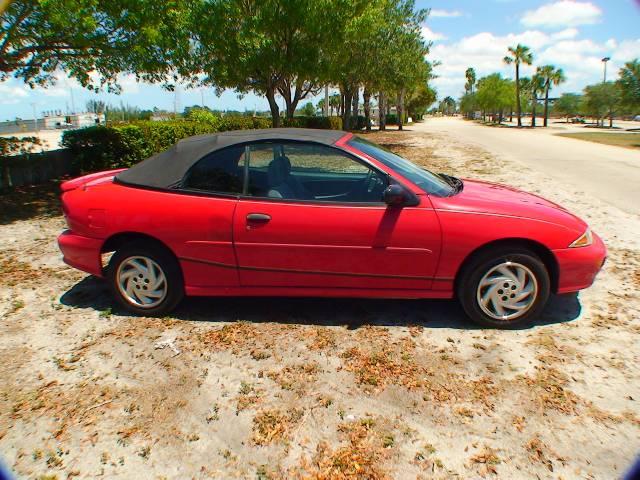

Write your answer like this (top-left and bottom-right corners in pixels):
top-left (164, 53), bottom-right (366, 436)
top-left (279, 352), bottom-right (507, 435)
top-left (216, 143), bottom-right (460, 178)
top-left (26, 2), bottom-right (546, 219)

top-left (268, 155), bottom-right (291, 185)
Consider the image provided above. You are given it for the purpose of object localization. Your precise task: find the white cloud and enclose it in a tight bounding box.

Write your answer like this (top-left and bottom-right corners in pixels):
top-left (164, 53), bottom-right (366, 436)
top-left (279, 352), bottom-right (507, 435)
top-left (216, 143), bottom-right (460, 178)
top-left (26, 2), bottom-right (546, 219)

top-left (430, 9), bottom-right (463, 18)
top-left (421, 26), bottom-right (446, 42)
top-left (0, 84), bottom-right (29, 105)
top-left (429, 26), bottom-right (640, 100)
top-left (521, 1), bottom-right (602, 28)
top-left (612, 39), bottom-right (640, 64)
top-left (552, 28), bottom-right (579, 40)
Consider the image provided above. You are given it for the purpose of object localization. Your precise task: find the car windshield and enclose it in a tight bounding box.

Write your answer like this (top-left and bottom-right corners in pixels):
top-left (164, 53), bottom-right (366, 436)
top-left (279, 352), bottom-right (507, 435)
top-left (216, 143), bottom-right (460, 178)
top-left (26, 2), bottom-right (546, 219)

top-left (347, 136), bottom-right (454, 196)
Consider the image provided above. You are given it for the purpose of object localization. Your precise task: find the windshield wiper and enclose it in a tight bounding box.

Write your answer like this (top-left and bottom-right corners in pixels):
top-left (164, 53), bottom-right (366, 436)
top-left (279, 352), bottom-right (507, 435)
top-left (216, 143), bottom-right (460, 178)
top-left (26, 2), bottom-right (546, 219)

top-left (438, 173), bottom-right (464, 195)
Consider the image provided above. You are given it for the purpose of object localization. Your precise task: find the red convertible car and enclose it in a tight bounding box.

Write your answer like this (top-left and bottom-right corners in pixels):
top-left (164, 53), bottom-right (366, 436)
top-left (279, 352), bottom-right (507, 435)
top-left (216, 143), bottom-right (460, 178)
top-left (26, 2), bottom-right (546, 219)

top-left (58, 129), bottom-right (606, 328)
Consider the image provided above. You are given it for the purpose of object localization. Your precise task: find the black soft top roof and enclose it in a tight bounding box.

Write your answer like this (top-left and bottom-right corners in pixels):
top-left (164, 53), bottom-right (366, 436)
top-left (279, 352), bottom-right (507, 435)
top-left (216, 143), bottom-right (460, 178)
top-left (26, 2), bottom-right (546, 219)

top-left (115, 128), bottom-right (347, 189)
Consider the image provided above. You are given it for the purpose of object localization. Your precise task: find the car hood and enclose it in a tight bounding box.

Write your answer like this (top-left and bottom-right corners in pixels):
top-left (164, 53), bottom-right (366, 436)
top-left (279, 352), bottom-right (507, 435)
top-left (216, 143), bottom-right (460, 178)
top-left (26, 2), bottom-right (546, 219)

top-left (431, 179), bottom-right (587, 234)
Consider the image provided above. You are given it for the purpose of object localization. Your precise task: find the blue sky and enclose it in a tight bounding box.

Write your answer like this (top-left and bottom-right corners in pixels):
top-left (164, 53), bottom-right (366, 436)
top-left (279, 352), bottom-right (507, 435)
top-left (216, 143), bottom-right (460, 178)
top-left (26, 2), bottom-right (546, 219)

top-left (1, 0), bottom-right (639, 121)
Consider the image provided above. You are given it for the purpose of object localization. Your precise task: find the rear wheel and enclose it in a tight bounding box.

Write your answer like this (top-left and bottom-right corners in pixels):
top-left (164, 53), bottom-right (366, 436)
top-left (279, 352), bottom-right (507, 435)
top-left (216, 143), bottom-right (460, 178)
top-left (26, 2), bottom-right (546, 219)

top-left (107, 242), bottom-right (184, 316)
top-left (457, 248), bottom-right (550, 328)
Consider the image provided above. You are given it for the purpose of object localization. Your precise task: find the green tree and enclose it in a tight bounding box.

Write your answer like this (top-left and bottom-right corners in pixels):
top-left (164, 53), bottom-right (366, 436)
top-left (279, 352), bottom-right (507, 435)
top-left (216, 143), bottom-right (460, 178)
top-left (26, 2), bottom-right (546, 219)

top-left (476, 73), bottom-right (514, 123)
top-left (329, 93), bottom-right (341, 116)
top-left (537, 65), bottom-right (566, 127)
top-left (0, 0), bottom-right (193, 89)
top-left (325, 0), bottom-right (429, 130)
top-left (582, 82), bottom-right (619, 127)
top-left (521, 74), bottom-right (545, 127)
top-left (439, 96), bottom-right (456, 115)
top-left (192, 0), bottom-right (335, 127)
top-left (464, 67), bottom-right (476, 94)
top-left (301, 101), bottom-right (316, 116)
top-left (503, 44), bottom-right (534, 127)
top-left (86, 100), bottom-right (106, 115)
top-left (617, 59), bottom-right (640, 110)
top-left (554, 93), bottom-right (582, 122)
top-left (406, 83), bottom-right (436, 120)
top-left (459, 92), bottom-right (477, 119)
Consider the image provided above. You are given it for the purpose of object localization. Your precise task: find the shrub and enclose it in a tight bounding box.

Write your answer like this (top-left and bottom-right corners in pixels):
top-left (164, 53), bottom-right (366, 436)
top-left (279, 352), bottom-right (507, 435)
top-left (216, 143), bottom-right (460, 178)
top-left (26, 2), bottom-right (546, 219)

top-left (282, 116), bottom-right (343, 130)
top-left (62, 115), bottom-right (339, 173)
top-left (385, 114), bottom-right (398, 125)
top-left (63, 121), bottom-right (215, 172)
top-left (184, 108), bottom-right (222, 127)
top-left (352, 115), bottom-right (368, 130)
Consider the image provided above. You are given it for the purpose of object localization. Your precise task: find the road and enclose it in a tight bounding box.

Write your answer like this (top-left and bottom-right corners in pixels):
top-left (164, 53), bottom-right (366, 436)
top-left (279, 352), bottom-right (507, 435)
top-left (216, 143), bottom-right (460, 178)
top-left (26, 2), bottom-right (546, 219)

top-left (414, 117), bottom-right (640, 215)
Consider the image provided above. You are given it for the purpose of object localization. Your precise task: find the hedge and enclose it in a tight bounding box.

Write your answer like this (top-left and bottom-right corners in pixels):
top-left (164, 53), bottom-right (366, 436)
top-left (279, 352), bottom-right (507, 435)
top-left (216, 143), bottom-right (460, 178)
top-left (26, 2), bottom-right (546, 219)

top-left (282, 116), bottom-right (343, 130)
top-left (63, 115), bottom-right (345, 173)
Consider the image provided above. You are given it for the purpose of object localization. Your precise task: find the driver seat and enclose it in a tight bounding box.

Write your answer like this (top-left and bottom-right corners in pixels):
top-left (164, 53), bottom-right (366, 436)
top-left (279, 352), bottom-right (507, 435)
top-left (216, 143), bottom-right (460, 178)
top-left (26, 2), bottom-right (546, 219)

top-left (267, 156), bottom-right (313, 199)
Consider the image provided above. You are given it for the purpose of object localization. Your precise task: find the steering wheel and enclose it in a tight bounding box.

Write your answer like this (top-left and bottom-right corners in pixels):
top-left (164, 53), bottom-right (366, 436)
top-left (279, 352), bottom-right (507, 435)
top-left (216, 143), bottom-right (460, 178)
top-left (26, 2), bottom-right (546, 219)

top-left (353, 170), bottom-right (386, 201)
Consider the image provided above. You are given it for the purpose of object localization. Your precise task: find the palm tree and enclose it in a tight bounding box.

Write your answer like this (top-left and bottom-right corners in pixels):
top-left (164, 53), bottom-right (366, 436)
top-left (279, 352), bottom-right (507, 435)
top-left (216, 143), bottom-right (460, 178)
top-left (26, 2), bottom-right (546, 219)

top-left (504, 44), bottom-right (534, 127)
top-left (465, 67), bottom-right (476, 94)
top-left (529, 74), bottom-right (545, 127)
top-left (537, 65), bottom-right (566, 127)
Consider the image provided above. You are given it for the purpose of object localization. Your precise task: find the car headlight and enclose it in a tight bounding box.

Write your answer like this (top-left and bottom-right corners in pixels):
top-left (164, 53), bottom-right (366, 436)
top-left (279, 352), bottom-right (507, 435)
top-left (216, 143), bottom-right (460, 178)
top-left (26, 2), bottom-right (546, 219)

top-left (569, 228), bottom-right (593, 248)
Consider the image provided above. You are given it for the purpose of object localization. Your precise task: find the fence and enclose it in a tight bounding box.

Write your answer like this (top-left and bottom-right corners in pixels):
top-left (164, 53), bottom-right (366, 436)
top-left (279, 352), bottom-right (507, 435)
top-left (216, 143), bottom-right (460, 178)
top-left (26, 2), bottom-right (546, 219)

top-left (0, 149), bottom-right (76, 191)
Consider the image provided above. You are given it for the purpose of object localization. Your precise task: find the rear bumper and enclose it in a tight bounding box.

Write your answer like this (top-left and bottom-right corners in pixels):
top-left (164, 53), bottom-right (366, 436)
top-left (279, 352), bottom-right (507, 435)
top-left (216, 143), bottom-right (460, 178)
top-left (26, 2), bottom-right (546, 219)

top-left (553, 232), bottom-right (607, 294)
top-left (58, 230), bottom-right (104, 277)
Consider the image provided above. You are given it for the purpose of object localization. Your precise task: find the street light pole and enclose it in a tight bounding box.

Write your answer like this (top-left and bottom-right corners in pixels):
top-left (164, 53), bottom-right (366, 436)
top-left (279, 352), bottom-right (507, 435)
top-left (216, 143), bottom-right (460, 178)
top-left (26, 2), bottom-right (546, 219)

top-left (601, 56), bottom-right (611, 83)
top-left (31, 102), bottom-right (38, 132)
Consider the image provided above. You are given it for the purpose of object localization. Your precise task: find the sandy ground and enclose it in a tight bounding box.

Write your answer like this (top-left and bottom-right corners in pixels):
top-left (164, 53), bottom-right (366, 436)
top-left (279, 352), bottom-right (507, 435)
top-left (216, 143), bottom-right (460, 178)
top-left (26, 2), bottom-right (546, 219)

top-left (1, 121), bottom-right (639, 479)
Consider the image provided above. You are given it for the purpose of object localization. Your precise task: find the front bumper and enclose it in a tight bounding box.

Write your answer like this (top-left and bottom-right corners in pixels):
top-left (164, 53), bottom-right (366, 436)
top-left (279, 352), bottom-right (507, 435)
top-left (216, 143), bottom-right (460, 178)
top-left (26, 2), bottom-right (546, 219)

top-left (58, 230), bottom-right (104, 277)
top-left (553, 231), bottom-right (607, 294)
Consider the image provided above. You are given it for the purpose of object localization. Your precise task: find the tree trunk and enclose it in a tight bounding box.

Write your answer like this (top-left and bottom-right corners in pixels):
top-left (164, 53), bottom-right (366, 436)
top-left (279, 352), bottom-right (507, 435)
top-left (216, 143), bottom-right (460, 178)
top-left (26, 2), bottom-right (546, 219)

top-left (515, 64), bottom-right (522, 127)
top-left (352, 88), bottom-right (359, 118)
top-left (266, 87), bottom-right (280, 128)
top-left (543, 83), bottom-right (550, 127)
top-left (342, 86), bottom-right (353, 131)
top-left (363, 88), bottom-right (371, 132)
top-left (609, 110), bottom-right (613, 128)
top-left (531, 93), bottom-right (537, 128)
top-left (397, 89), bottom-right (405, 131)
top-left (378, 92), bottom-right (386, 131)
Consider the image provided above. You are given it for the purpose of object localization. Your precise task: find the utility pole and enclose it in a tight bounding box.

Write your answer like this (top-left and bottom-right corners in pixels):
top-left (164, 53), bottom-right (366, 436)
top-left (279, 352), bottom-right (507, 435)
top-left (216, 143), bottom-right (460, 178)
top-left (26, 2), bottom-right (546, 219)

top-left (69, 87), bottom-right (76, 114)
top-left (31, 103), bottom-right (38, 132)
top-left (601, 56), bottom-right (611, 83)
top-left (324, 85), bottom-right (329, 117)
top-left (200, 88), bottom-right (205, 108)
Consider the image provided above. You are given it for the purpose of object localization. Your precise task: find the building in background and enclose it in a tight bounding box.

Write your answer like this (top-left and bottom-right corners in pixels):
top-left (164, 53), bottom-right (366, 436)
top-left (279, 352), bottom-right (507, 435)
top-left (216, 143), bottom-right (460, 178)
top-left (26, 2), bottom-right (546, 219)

top-left (0, 112), bottom-right (104, 135)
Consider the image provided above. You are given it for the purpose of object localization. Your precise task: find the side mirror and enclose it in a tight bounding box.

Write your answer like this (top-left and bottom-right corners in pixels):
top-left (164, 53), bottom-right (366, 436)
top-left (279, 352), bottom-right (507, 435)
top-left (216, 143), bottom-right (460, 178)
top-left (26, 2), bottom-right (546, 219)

top-left (383, 184), bottom-right (414, 206)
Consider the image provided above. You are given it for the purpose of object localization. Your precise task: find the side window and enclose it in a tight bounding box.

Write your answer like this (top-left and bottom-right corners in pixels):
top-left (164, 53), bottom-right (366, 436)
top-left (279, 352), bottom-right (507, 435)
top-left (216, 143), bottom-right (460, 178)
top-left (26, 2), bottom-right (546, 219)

top-left (183, 146), bottom-right (245, 194)
top-left (247, 142), bottom-right (387, 203)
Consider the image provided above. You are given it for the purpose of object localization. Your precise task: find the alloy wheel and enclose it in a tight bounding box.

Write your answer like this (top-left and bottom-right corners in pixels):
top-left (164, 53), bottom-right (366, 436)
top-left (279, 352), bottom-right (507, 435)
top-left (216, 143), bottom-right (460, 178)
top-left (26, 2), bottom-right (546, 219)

top-left (116, 256), bottom-right (168, 308)
top-left (476, 261), bottom-right (538, 321)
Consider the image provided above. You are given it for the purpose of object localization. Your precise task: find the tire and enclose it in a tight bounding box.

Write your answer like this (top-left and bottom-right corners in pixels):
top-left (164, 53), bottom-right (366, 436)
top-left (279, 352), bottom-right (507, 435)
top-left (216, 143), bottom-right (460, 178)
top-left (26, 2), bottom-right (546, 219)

top-left (456, 248), bottom-right (550, 329)
top-left (107, 241), bottom-right (184, 316)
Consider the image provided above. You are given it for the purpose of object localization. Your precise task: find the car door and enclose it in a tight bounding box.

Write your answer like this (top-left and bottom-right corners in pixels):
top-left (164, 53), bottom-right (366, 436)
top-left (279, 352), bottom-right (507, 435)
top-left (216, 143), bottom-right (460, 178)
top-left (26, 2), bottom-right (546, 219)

top-left (172, 145), bottom-right (246, 288)
top-left (232, 141), bottom-right (442, 290)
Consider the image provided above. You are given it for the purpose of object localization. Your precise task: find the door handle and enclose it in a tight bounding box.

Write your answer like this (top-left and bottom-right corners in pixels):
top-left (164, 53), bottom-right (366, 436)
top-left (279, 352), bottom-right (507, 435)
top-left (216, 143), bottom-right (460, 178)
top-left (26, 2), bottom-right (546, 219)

top-left (246, 213), bottom-right (271, 223)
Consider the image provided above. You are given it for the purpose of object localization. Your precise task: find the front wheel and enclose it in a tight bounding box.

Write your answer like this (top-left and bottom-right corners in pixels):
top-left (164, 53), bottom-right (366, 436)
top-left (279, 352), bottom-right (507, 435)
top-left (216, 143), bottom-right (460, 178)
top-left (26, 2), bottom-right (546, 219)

top-left (107, 242), bottom-right (184, 316)
top-left (457, 249), bottom-right (550, 328)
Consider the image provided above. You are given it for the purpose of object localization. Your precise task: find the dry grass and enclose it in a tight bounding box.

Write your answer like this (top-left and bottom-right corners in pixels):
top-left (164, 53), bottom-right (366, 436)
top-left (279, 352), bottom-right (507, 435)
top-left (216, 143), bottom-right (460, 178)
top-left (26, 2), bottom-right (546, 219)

top-left (251, 408), bottom-right (304, 446)
top-left (0, 257), bottom-right (56, 287)
top-left (288, 418), bottom-right (393, 480)
top-left (266, 362), bottom-right (320, 393)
